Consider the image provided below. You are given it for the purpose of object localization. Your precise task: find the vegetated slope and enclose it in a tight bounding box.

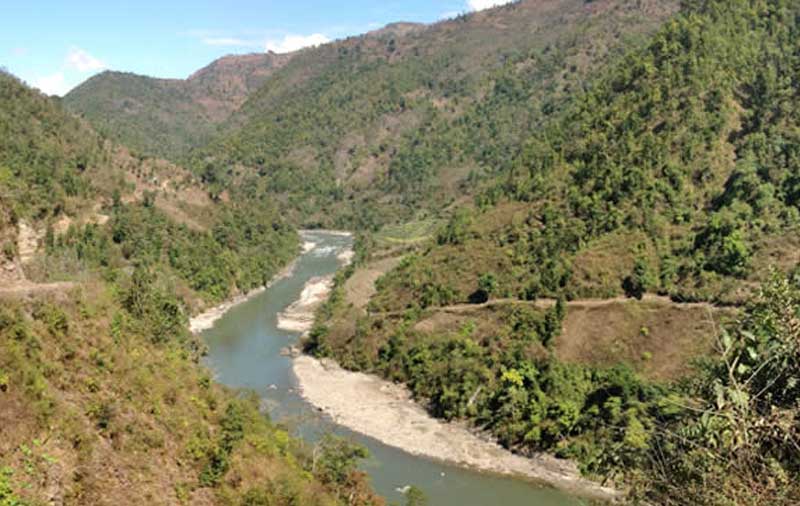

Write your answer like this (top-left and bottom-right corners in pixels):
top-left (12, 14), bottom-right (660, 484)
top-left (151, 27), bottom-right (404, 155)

top-left (63, 52), bottom-right (292, 160)
top-left (0, 69), bottom-right (114, 287)
top-left (367, 0), bottom-right (800, 311)
top-left (189, 0), bottom-right (679, 227)
top-left (309, 1), bottom-right (800, 504)
top-left (0, 72), bottom-right (382, 506)
top-left (0, 71), bottom-right (106, 222)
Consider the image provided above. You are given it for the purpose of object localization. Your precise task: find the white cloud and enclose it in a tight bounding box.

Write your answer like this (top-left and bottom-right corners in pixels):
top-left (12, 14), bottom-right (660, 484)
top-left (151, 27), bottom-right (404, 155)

top-left (265, 33), bottom-right (330, 54)
top-left (467, 0), bottom-right (513, 11)
top-left (29, 47), bottom-right (106, 96)
top-left (65, 47), bottom-right (106, 72)
top-left (33, 72), bottom-right (69, 96)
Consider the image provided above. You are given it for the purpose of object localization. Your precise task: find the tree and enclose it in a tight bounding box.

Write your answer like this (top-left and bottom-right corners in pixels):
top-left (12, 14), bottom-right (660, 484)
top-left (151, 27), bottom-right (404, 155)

top-left (623, 257), bottom-right (654, 300)
top-left (404, 486), bottom-right (428, 506)
top-left (313, 435), bottom-right (369, 487)
top-left (470, 272), bottom-right (497, 303)
top-left (437, 209), bottom-right (472, 245)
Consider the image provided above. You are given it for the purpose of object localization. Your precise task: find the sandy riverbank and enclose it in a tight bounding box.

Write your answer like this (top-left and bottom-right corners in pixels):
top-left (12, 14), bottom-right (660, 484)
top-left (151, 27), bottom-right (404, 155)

top-left (299, 229), bottom-right (353, 237)
top-left (276, 275), bottom-right (334, 333)
top-left (293, 356), bottom-right (619, 501)
top-left (275, 238), bottom-right (355, 333)
top-left (190, 230), bottom-right (347, 334)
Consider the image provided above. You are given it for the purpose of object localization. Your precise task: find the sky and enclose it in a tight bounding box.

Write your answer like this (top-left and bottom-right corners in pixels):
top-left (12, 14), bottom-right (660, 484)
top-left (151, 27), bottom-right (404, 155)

top-left (0, 0), bottom-right (513, 96)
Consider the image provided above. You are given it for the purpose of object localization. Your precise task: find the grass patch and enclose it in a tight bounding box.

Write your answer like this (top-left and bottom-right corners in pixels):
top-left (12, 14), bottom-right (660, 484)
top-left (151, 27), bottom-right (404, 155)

top-left (374, 219), bottom-right (443, 247)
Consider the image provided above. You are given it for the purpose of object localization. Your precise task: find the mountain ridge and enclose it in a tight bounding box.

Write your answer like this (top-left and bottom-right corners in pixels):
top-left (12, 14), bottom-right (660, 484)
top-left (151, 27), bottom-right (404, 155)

top-left (63, 50), bottom-right (294, 159)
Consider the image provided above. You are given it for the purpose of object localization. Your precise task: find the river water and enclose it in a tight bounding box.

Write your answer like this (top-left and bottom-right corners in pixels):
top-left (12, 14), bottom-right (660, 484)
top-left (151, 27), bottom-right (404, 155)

top-left (201, 231), bottom-right (584, 506)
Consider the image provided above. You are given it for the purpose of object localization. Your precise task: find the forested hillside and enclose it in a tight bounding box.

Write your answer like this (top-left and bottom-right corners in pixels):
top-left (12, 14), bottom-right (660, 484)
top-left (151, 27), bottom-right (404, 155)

top-left (0, 71), bottom-right (381, 506)
top-left (193, 0), bottom-right (678, 227)
top-left (361, 0), bottom-right (800, 310)
top-left (64, 52), bottom-right (292, 159)
top-left (310, 1), bottom-right (800, 504)
top-left (0, 70), bottom-right (105, 222)
top-left (66, 0), bottom-right (679, 228)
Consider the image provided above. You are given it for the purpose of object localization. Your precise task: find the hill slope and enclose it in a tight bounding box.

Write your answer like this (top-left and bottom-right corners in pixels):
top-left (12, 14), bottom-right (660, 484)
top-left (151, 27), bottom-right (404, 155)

top-left (0, 71), bottom-right (381, 506)
top-left (196, 0), bottom-right (679, 227)
top-left (66, 0), bottom-right (679, 227)
top-left (63, 52), bottom-right (292, 159)
top-left (310, 0), bottom-right (800, 503)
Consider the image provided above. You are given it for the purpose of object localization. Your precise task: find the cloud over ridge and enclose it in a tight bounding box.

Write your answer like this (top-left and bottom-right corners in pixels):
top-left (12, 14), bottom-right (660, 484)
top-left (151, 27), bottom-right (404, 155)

top-left (468, 0), bottom-right (514, 11)
top-left (265, 33), bottom-right (330, 54)
top-left (66, 47), bottom-right (106, 72)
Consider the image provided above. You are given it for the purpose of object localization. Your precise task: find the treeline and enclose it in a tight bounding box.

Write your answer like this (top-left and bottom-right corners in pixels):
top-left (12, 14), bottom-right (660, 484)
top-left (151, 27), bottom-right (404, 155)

top-left (37, 196), bottom-right (297, 304)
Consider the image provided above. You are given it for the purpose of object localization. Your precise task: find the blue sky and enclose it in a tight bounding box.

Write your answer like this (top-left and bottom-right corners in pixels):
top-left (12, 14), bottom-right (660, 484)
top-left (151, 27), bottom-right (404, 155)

top-left (0, 0), bottom-right (511, 96)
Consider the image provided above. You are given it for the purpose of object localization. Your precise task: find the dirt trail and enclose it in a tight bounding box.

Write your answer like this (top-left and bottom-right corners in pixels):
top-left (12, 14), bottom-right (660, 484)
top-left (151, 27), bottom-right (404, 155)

top-left (377, 293), bottom-right (719, 317)
top-left (0, 222), bottom-right (76, 297)
top-left (0, 281), bottom-right (76, 297)
top-left (17, 222), bottom-right (42, 264)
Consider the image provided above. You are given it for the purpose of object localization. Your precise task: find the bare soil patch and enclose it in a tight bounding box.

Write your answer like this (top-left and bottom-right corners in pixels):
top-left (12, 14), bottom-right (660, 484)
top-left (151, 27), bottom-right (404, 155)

top-left (556, 300), bottom-right (734, 382)
top-left (344, 256), bottom-right (403, 310)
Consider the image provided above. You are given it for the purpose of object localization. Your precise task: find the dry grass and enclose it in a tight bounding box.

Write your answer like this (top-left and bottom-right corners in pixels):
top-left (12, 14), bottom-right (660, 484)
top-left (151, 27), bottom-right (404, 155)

top-left (344, 256), bottom-right (403, 310)
top-left (401, 296), bottom-right (736, 382)
top-left (571, 229), bottom-right (658, 298)
top-left (556, 300), bottom-right (735, 381)
top-left (0, 282), bottom-right (337, 505)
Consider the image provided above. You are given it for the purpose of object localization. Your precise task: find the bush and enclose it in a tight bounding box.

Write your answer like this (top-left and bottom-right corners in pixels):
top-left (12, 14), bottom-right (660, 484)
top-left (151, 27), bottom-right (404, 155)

top-left (1, 241), bottom-right (15, 261)
top-left (0, 466), bottom-right (24, 506)
top-left (623, 257), bottom-right (654, 300)
top-left (313, 435), bottom-right (369, 488)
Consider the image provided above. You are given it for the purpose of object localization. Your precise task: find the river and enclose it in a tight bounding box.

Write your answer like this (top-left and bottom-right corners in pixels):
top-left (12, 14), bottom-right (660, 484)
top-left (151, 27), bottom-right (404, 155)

top-left (200, 230), bottom-right (585, 506)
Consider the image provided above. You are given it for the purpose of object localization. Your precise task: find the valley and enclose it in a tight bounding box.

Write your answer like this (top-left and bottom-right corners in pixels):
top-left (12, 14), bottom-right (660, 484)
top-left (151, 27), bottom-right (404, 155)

top-left (3, 0), bottom-right (800, 505)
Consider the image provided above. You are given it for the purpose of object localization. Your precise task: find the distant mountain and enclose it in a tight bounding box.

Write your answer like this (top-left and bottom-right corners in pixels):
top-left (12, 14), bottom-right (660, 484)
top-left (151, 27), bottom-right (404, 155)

top-left (63, 51), bottom-right (292, 159)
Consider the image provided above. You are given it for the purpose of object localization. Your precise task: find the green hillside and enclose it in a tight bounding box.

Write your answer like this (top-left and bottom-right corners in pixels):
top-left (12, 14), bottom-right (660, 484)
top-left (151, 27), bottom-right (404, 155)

top-left (310, 1), bottom-right (800, 504)
top-left (19, 0), bottom-right (800, 504)
top-left (63, 52), bottom-right (291, 160)
top-left (64, 0), bottom-right (679, 228)
top-left (193, 0), bottom-right (679, 227)
top-left (0, 71), bottom-right (381, 506)
top-left (0, 70), bottom-right (105, 221)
